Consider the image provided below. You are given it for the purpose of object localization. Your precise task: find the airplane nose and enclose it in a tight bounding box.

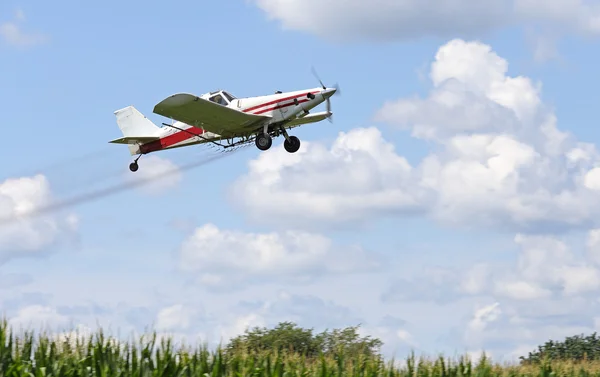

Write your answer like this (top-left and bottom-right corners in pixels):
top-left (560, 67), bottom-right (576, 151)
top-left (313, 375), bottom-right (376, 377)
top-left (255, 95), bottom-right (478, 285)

top-left (322, 87), bottom-right (336, 99)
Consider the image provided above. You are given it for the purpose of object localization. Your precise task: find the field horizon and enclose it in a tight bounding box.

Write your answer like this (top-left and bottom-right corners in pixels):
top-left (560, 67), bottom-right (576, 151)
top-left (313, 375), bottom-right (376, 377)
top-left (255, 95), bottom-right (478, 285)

top-left (4, 318), bottom-right (600, 377)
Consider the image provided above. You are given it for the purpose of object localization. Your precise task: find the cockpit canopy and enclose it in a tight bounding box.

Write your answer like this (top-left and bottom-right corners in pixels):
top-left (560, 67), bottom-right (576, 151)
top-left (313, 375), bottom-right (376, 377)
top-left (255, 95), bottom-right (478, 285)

top-left (208, 90), bottom-right (236, 106)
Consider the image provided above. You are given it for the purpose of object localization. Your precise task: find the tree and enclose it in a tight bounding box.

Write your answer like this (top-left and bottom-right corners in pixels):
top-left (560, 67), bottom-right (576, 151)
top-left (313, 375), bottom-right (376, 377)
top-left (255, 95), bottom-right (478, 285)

top-left (314, 325), bottom-right (383, 357)
top-left (226, 321), bottom-right (319, 355)
top-left (519, 332), bottom-right (600, 363)
top-left (225, 321), bottom-right (383, 358)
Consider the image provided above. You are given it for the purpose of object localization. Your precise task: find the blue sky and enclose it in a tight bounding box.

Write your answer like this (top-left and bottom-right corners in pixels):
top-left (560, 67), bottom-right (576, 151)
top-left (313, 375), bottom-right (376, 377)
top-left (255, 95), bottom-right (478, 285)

top-left (4, 0), bottom-right (600, 362)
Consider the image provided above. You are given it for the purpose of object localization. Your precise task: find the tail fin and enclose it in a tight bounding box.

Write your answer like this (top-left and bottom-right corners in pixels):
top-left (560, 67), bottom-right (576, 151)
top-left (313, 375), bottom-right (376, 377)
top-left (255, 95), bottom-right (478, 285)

top-left (110, 106), bottom-right (161, 155)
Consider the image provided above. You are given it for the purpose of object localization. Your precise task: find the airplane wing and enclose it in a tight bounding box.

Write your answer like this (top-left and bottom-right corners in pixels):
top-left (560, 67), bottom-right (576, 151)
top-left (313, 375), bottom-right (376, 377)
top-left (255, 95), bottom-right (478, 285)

top-left (284, 111), bottom-right (331, 128)
top-left (153, 93), bottom-right (269, 136)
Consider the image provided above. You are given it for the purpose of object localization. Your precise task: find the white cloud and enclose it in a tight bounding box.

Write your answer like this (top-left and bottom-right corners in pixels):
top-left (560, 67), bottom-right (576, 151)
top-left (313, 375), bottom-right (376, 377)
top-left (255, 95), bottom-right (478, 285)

top-left (155, 304), bottom-right (194, 331)
top-left (493, 280), bottom-right (552, 300)
top-left (379, 227), bottom-right (600, 361)
top-left (587, 229), bottom-right (600, 265)
top-left (126, 155), bottom-right (182, 195)
top-left (460, 264), bottom-right (491, 295)
top-left (377, 39), bottom-right (543, 135)
top-left (251, 0), bottom-right (600, 42)
top-left (178, 223), bottom-right (381, 289)
top-left (229, 128), bottom-right (422, 230)
top-left (511, 234), bottom-right (600, 296)
top-left (584, 168), bottom-right (600, 190)
top-left (0, 9), bottom-right (47, 47)
top-left (0, 174), bottom-right (78, 264)
top-left (8, 305), bottom-right (69, 331)
top-left (396, 329), bottom-right (416, 346)
top-left (231, 38), bottom-right (600, 234)
top-left (386, 231), bottom-right (600, 304)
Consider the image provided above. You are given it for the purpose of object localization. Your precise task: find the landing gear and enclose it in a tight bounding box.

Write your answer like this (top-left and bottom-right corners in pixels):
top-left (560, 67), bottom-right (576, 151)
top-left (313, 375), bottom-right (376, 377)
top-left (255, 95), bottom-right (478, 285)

top-left (283, 136), bottom-right (301, 153)
top-left (129, 154), bottom-right (142, 172)
top-left (255, 133), bottom-right (272, 151)
top-left (279, 126), bottom-right (301, 153)
top-left (254, 126), bottom-right (300, 153)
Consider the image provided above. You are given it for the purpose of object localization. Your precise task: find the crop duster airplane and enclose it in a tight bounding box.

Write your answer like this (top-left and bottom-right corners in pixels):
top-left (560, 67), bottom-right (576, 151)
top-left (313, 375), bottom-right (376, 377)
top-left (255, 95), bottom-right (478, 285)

top-left (110, 75), bottom-right (340, 172)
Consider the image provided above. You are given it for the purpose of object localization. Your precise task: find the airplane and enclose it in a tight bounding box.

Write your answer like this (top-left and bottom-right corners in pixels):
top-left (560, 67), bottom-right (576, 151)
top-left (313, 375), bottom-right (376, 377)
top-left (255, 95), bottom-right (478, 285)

top-left (109, 76), bottom-right (340, 172)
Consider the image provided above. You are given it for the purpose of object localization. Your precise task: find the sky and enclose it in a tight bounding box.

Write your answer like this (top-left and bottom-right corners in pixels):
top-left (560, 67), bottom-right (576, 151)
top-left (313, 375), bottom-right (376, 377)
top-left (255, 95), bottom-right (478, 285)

top-left (3, 0), bottom-right (600, 363)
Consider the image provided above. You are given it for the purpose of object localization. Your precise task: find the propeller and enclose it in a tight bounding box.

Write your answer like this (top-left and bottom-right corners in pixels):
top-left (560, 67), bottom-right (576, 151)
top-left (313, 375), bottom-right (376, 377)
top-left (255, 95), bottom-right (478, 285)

top-left (311, 66), bottom-right (341, 122)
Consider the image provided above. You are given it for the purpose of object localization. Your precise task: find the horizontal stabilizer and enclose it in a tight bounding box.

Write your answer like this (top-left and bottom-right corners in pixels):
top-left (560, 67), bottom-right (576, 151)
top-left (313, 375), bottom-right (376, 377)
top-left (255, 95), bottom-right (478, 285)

top-left (109, 136), bottom-right (160, 144)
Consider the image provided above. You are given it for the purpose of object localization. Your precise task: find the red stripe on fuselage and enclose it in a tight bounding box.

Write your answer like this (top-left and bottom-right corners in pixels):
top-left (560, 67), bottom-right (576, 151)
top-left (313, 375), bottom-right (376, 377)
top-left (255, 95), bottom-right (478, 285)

top-left (243, 90), bottom-right (320, 113)
top-left (253, 98), bottom-right (311, 115)
top-left (140, 127), bottom-right (205, 153)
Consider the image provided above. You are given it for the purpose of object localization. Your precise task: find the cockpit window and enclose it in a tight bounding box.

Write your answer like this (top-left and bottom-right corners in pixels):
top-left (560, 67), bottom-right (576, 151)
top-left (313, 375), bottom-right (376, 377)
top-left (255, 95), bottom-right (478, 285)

top-left (222, 91), bottom-right (236, 101)
top-left (209, 94), bottom-right (228, 106)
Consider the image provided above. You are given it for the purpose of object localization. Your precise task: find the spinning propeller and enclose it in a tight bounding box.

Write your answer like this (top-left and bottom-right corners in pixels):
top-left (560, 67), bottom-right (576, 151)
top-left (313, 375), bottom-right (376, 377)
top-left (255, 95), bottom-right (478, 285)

top-left (311, 66), bottom-right (341, 123)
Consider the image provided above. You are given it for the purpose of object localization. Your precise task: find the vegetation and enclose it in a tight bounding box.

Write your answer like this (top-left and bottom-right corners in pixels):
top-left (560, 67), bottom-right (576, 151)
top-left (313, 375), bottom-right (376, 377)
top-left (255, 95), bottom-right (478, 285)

top-left (519, 332), bottom-right (600, 363)
top-left (4, 318), bottom-right (600, 376)
top-left (225, 321), bottom-right (382, 358)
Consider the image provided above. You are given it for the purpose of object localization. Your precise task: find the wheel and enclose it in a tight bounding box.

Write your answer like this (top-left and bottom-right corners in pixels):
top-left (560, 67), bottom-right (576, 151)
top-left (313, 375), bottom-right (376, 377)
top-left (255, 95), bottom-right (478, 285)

top-left (283, 136), bottom-right (301, 153)
top-left (255, 133), bottom-right (272, 151)
top-left (129, 162), bottom-right (139, 172)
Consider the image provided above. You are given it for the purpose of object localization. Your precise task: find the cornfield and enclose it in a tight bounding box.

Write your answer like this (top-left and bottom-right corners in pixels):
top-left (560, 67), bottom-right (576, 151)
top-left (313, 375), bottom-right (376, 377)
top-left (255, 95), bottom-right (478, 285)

top-left (2, 320), bottom-right (600, 377)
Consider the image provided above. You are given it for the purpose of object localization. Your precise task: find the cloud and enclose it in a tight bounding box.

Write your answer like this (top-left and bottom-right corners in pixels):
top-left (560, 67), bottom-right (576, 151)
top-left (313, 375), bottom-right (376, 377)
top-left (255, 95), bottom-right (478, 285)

top-left (155, 304), bottom-right (196, 332)
top-left (0, 9), bottom-right (47, 47)
top-left (0, 174), bottom-right (78, 264)
top-left (231, 38), bottom-right (600, 234)
top-left (178, 223), bottom-right (382, 289)
top-left (384, 230), bottom-right (600, 305)
top-left (229, 128), bottom-right (422, 230)
top-left (251, 0), bottom-right (600, 42)
top-left (8, 305), bottom-right (69, 330)
top-left (379, 228), bottom-right (600, 360)
top-left (375, 39), bottom-right (542, 138)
